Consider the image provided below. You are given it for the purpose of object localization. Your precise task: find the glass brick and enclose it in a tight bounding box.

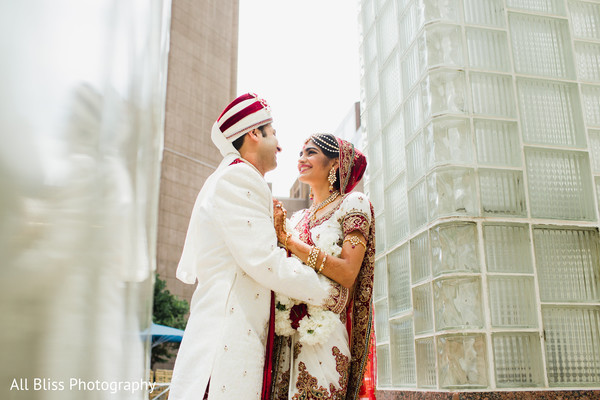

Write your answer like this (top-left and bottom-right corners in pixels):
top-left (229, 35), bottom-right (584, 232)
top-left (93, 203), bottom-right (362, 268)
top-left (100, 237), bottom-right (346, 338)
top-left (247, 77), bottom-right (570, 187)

top-left (470, 72), bottom-right (516, 117)
top-left (385, 173), bottom-right (409, 246)
top-left (416, 337), bottom-right (437, 388)
top-left (423, 24), bottom-right (464, 68)
top-left (569, 0), bottom-right (600, 40)
top-left (379, 52), bottom-right (402, 124)
top-left (365, 61), bottom-right (379, 102)
top-left (425, 116), bottom-right (472, 169)
top-left (463, 0), bottom-right (505, 28)
top-left (382, 112), bottom-right (406, 183)
top-left (506, 0), bottom-right (566, 15)
top-left (474, 119), bottom-right (521, 167)
top-left (390, 318), bottom-right (417, 386)
top-left (406, 131), bottom-right (426, 184)
top-left (366, 98), bottom-right (381, 136)
top-left (483, 223), bottom-right (533, 273)
top-left (590, 129), bottom-right (600, 172)
top-left (421, 69), bottom-right (467, 119)
top-left (408, 179), bottom-right (427, 231)
top-left (388, 243), bottom-right (411, 315)
top-left (361, 0), bottom-right (376, 32)
top-left (374, 256), bottom-right (388, 301)
top-left (375, 213), bottom-right (386, 254)
top-left (534, 227), bottom-right (600, 302)
top-left (421, 0), bottom-right (461, 23)
top-left (517, 79), bottom-right (586, 147)
top-left (413, 283), bottom-right (433, 333)
top-left (543, 306), bottom-right (600, 386)
top-left (493, 333), bottom-right (544, 387)
top-left (574, 41), bottom-right (600, 82)
top-left (509, 13), bottom-right (575, 79)
top-left (437, 334), bottom-right (488, 388)
top-left (434, 276), bottom-right (484, 330)
top-left (581, 84), bottom-right (600, 127)
top-left (401, 35), bottom-right (425, 94)
top-left (410, 231), bottom-right (430, 283)
top-left (479, 168), bottom-right (527, 216)
top-left (488, 276), bottom-right (538, 327)
top-left (375, 299), bottom-right (390, 342)
top-left (428, 167), bottom-right (478, 220)
top-left (399, 1), bottom-right (424, 53)
top-left (466, 27), bottom-right (511, 72)
top-left (377, 343), bottom-right (392, 387)
top-left (377, 0), bottom-right (399, 65)
top-left (363, 26), bottom-right (378, 67)
top-left (368, 134), bottom-right (383, 174)
top-left (525, 148), bottom-right (595, 220)
top-left (404, 89), bottom-right (423, 140)
top-left (369, 172), bottom-right (384, 214)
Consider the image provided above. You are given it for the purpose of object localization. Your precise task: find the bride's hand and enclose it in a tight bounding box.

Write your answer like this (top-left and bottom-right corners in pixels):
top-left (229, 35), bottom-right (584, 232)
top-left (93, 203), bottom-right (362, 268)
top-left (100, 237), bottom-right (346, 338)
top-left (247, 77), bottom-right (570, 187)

top-left (273, 199), bottom-right (287, 242)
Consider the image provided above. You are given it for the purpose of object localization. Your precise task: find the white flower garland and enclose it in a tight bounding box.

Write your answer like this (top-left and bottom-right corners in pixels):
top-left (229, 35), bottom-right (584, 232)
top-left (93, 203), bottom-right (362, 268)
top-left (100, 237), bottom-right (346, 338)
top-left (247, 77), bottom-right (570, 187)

top-left (274, 220), bottom-right (343, 345)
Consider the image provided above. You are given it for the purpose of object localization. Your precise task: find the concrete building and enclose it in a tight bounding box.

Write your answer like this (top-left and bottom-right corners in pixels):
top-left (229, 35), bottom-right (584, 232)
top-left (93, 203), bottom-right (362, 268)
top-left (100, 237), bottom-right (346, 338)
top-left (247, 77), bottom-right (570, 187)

top-left (156, 0), bottom-right (239, 303)
top-left (359, 0), bottom-right (600, 397)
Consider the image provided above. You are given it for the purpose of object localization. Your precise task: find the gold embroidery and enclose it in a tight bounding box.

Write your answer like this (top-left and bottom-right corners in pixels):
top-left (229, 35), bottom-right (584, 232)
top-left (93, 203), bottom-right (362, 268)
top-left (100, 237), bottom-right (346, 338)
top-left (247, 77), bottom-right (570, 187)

top-left (291, 347), bottom-right (350, 400)
top-left (294, 342), bottom-right (303, 359)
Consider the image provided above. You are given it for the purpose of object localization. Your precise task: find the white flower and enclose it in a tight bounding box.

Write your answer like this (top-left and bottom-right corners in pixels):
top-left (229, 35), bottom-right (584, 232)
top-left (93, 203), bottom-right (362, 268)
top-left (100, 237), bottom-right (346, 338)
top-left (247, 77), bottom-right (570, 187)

top-left (297, 305), bottom-right (338, 346)
top-left (274, 294), bottom-right (297, 336)
top-left (313, 229), bottom-right (342, 258)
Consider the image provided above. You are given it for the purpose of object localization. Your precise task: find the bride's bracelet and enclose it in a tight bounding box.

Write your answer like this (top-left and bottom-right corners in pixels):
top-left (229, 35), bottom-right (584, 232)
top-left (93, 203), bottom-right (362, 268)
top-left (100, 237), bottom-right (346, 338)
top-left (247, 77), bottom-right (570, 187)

top-left (317, 254), bottom-right (327, 274)
top-left (307, 246), bottom-right (320, 271)
top-left (343, 236), bottom-right (367, 250)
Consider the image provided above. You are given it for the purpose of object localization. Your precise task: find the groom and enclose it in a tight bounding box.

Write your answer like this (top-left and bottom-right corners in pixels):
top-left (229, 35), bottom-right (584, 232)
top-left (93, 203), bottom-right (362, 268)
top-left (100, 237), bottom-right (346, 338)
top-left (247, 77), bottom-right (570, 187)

top-left (169, 93), bottom-right (348, 400)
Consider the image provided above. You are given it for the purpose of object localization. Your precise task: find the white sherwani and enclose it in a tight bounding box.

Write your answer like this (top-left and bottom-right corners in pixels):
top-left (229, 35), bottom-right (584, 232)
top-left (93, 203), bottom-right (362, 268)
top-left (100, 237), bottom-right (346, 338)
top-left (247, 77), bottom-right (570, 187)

top-left (169, 127), bottom-right (345, 400)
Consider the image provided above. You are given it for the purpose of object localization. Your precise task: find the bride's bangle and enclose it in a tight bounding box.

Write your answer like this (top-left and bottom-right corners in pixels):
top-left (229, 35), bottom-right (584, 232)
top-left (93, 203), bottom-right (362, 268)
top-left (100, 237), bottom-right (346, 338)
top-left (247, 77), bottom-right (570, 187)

top-left (307, 246), bottom-right (320, 271)
top-left (317, 254), bottom-right (327, 274)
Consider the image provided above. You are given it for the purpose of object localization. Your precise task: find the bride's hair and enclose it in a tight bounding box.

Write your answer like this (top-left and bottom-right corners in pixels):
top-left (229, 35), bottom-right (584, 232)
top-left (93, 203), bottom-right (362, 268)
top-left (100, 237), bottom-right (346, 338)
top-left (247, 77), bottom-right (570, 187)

top-left (310, 133), bottom-right (340, 191)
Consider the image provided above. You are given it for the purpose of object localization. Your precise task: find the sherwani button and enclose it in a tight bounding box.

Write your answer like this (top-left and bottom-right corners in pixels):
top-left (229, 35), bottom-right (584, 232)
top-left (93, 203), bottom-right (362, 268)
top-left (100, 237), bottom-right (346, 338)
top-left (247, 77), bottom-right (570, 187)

top-left (255, 293), bottom-right (260, 299)
top-left (224, 345), bottom-right (228, 351)
top-left (222, 385), bottom-right (226, 392)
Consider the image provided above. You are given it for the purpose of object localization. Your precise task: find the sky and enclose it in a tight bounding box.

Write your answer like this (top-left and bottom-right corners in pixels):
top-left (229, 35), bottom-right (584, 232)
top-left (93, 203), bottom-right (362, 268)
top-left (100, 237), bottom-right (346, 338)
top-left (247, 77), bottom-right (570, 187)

top-left (237, 0), bottom-right (362, 197)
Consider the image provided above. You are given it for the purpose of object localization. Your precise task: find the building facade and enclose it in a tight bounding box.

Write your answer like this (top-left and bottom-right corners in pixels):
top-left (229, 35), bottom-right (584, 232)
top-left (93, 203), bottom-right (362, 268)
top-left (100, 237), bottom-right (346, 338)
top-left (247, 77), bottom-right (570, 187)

top-left (359, 0), bottom-right (600, 396)
top-left (157, 0), bottom-right (239, 303)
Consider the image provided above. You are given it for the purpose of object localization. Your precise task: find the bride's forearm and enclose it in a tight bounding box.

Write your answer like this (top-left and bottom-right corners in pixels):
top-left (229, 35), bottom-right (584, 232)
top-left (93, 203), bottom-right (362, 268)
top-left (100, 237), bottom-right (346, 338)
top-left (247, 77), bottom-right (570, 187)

top-left (286, 236), bottom-right (362, 289)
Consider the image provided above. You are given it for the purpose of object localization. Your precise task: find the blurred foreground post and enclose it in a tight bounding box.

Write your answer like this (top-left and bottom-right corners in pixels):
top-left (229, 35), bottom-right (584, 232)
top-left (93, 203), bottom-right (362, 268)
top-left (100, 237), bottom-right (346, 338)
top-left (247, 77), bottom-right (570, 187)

top-left (0, 1), bottom-right (172, 399)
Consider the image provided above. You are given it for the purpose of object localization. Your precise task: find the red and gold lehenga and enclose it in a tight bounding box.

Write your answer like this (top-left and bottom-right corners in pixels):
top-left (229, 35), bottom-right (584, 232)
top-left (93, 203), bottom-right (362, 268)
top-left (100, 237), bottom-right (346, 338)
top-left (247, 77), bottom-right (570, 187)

top-left (268, 138), bottom-right (377, 400)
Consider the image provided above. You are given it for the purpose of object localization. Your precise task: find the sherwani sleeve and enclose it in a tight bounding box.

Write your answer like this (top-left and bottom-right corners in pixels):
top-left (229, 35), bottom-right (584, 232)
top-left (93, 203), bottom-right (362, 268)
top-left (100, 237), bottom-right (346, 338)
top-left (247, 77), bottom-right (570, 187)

top-left (210, 164), bottom-right (346, 310)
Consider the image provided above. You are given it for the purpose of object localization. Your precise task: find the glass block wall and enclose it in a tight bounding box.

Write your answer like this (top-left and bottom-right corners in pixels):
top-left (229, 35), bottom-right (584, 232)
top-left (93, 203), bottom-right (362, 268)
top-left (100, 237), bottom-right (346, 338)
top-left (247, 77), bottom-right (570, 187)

top-left (359, 0), bottom-right (600, 390)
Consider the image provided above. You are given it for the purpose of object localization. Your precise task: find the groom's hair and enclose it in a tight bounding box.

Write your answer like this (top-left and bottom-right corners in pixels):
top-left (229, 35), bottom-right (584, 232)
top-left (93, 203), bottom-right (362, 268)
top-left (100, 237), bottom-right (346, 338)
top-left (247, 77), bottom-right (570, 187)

top-left (232, 124), bottom-right (268, 151)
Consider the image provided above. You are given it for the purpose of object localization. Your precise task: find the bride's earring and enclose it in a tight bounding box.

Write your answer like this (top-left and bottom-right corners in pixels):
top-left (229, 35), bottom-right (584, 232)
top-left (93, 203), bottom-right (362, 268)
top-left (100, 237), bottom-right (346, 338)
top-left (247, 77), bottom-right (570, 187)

top-left (328, 167), bottom-right (337, 193)
top-left (309, 187), bottom-right (314, 200)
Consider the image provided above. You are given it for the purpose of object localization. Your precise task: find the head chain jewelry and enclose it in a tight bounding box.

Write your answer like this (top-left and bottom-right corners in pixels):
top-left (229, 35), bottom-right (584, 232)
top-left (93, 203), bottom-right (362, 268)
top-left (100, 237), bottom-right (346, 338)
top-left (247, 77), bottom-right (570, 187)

top-left (311, 134), bottom-right (339, 154)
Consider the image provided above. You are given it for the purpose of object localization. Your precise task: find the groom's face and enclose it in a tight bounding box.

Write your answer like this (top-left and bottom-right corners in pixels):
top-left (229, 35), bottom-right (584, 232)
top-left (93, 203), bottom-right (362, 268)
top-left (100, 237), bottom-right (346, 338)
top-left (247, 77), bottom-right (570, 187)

top-left (256, 124), bottom-right (281, 173)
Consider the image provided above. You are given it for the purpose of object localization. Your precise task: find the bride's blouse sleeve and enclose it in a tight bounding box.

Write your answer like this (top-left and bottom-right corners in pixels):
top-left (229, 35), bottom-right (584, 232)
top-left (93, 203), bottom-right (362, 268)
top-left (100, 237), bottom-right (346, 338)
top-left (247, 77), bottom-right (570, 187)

top-left (338, 192), bottom-right (372, 238)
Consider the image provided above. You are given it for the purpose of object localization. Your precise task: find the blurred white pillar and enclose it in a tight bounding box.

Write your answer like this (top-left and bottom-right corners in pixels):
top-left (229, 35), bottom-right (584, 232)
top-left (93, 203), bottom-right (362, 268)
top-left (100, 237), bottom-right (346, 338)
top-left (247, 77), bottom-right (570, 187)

top-left (0, 1), bottom-right (171, 399)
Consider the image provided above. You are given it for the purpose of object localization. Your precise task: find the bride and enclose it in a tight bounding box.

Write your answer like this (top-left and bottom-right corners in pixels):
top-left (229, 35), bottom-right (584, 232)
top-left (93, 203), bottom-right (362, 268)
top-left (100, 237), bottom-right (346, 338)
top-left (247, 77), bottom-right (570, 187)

top-left (270, 134), bottom-right (376, 400)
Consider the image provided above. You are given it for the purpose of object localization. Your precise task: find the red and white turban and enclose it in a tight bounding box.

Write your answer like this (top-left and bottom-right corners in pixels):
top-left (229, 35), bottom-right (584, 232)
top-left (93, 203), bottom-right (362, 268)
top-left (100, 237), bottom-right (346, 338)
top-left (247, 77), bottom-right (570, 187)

top-left (216, 93), bottom-right (273, 142)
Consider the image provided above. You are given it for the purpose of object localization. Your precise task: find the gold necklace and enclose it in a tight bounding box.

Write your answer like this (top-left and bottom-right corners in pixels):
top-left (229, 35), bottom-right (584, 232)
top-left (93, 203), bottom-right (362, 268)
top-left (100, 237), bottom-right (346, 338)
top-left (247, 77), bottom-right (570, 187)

top-left (309, 191), bottom-right (340, 221)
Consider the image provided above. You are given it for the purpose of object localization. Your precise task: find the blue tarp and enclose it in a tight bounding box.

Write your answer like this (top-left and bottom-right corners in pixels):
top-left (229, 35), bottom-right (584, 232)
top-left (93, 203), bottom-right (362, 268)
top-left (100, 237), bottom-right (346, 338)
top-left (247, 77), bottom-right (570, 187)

top-left (150, 323), bottom-right (184, 346)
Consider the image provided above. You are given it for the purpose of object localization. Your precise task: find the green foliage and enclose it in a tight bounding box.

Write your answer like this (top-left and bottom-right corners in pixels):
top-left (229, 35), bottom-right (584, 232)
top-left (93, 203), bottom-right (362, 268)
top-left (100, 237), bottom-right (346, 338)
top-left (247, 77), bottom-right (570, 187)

top-left (151, 274), bottom-right (189, 366)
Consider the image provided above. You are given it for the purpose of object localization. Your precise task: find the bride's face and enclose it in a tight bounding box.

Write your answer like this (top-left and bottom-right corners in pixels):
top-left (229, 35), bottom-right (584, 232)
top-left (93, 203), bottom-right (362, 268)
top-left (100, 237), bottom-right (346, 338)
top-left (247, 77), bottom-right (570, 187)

top-left (297, 140), bottom-right (336, 186)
